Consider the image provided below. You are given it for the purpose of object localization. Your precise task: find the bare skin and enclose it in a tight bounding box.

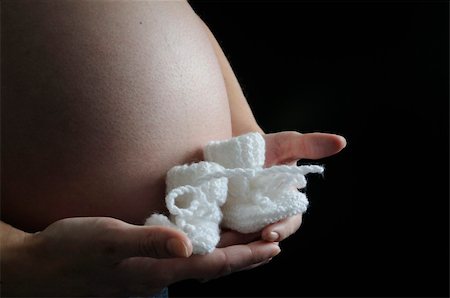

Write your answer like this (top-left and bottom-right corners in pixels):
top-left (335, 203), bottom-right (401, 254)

top-left (1, 0), bottom-right (346, 296)
top-left (2, 0), bottom-right (232, 231)
top-left (1, 132), bottom-right (345, 296)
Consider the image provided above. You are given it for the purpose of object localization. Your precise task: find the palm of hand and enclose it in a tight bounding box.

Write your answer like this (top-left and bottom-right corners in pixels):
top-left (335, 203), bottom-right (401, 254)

top-left (219, 131), bottom-right (346, 244)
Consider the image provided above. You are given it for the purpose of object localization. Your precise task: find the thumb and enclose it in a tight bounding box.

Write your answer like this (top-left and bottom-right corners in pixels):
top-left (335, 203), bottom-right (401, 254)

top-left (111, 224), bottom-right (193, 260)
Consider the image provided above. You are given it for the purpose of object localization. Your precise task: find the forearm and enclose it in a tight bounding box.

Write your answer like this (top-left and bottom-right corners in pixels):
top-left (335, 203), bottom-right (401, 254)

top-left (202, 20), bottom-right (264, 136)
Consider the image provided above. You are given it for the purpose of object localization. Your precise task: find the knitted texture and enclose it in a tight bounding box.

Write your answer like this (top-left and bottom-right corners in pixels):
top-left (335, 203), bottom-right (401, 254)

top-left (145, 132), bottom-right (324, 254)
top-left (204, 165), bottom-right (323, 233)
top-left (145, 161), bottom-right (228, 255)
top-left (204, 132), bottom-right (265, 169)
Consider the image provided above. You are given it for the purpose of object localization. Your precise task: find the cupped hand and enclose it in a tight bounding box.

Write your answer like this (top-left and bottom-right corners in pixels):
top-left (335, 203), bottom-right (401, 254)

top-left (3, 217), bottom-right (279, 297)
top-left (262, 131), bottom-right (346, 241)
top-left (219, 131), bottom-right (346, 247)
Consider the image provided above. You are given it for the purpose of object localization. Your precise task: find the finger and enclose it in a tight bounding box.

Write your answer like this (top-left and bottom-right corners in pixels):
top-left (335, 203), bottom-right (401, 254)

top-left (171, 241), bottom-right (281, 282)
top-left (239, 257), bottom-right (274, 272)
top-left (103, 223), bottom-right (193, 260)
top-left (201, 257), bottom-right (274, 283)
top-left (261, 214), bottom-right (303, 242)
top-left (118, 248), bottom-right (275, 291)
top-left (264, 131), bottom-right (347, 166)
top-left (217, 230), bottom-right (260, 247)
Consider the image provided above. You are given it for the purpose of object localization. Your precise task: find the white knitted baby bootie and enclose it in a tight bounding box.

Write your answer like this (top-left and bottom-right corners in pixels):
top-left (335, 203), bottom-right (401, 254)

top-left (204, 132), bottom-right (265, 169)
top-left (145, 161), bottom-right (227, 254)
top-left (204, 132), bottom-right (324, 234)
top-left (220, 165), bottom-right (324, 233)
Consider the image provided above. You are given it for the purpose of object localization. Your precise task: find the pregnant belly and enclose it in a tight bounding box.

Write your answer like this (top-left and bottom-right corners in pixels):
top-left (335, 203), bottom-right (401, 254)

top-left (2, 1), bottom-right (231, 232)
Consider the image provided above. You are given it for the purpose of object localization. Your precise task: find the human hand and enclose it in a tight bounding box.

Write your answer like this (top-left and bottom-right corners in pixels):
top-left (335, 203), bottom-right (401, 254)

top-left (218, 131), bottom-right (346, 247)
top-left (261, 131), bottom-right (346, 242)
top-left (2, 217), bottom-right (279, 297)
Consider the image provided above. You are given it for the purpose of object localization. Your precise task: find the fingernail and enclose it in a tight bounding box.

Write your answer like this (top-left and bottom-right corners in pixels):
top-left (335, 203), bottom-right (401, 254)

top-left (166, 238), bottom-right (189, 258)
top-left (271, 245), bottom-right (281, 257)
top-left (267, 232), bottom-right (279, 242)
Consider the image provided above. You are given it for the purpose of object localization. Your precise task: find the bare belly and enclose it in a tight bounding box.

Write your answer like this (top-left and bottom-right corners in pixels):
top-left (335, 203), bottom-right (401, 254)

top-left (2, 1), bottom-right (231, 232)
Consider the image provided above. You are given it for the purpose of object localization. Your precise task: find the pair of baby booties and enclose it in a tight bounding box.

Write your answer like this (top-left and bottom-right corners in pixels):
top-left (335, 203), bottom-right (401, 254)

top-left (145, 132), bottom-right (323, 254)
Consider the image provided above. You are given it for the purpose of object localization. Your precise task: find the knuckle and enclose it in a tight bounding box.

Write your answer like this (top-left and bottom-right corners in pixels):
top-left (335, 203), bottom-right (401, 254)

top-left (96, 217), bottom-right (126, 231)
top-left (247, 245), bottom-right (263, 264)
top-left (216, 250), bottom-right (233, 277)
top-left (138, 235), bottom-right (160, 257)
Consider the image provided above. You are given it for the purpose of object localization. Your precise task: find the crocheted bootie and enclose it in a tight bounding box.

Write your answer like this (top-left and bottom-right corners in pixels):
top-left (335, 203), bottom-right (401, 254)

top-left (145, 161), bottom-right (227, 254)
top-left (220, 165), bottom-right (324, 233)
top-left (204, 132), bottom-right (265, 169)
top-left (204, 132), bottom-right (324, 233)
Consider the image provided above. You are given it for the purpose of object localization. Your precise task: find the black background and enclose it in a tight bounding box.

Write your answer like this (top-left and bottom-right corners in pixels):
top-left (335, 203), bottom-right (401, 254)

top-left (171, 1), bottom-right (449, 297)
